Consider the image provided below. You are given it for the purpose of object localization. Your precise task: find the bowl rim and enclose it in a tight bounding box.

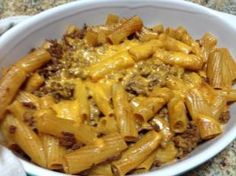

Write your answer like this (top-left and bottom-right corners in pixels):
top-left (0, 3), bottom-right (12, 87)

top-left (0, 0), bottom-right (236, 176)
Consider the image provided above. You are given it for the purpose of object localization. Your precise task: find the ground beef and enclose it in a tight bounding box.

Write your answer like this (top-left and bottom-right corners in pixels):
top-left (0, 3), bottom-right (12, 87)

top-left (59, 132), bottom-right (77, 149)
top-left (173, 122), bottom-right (202, 159)
top-left (38, 58), bottom-right (63, 79)
top-left (219, 111), bottom-right (230, 124)
top-left (47, 40), bottom-right (63, 59)
top-left (125, 75), bottom-right (148, 95)
top-left (22, 102), bottom-right (36, 109)
top-left (35, 82), bottom-right (75, 101)
top-left (8, 125), bottom-right (16, 134)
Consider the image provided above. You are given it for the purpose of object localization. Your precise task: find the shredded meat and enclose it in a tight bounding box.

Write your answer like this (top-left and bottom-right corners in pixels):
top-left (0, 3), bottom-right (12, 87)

top-left (35, 82), bottom-right (75, 101)
top-left (8, 125), bottom-right (16, 134)
top-left (22, 102), bottom-right (36, 109)
top-left (125, 75), bottom-right (148, 95)
top-left (173, 122), bottom-right (201, 159)
top-left (59, 132), bottom-right (77, 149)
top-left (219, 111), bottom-right (230, 124)
top-left (47, 40), bottom-right (63, 59)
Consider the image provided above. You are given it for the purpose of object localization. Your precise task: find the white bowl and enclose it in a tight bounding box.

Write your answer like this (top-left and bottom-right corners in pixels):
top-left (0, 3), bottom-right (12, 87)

top-left (0, 0), bottom-right (236, 176)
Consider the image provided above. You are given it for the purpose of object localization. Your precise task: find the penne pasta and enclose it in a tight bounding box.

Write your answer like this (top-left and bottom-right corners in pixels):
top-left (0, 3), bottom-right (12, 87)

top-left (162, 35), bottom-right (192, 54)
top-left (133, 97), bottom-right (166, 122)
top-left (96, 116), bottom-right (119, 135)
top-left (150, 115), bottom-right (173, 147)
top-left (7, 100), bottom-right (28, 121)
top-left (185, 88), bottom-right (212, 121)
top-left (16, 49), bottom-right (51, 73)
top-left (87, 51), bottom-right (134, 80)
top-left (148, 87), bottom-right (173, 101)
top-left (40, 95), bottom-right (55, 109)
top-left (89, 164), bottom-right (113, 176)
top-left (154, 141), bottom-right (177, 165)
top-left (207, 48), bottom-right (236, 89)
top-left (106, 14), bottom-right (120, 25)
top-left (0, 66), bottom-right (27, 118)
top-left (74, 79), bottom-right (90, 120)
top-left (128, 39), bottom-right (163, 61)
top-left (135, 150), bottom-right (157, 171)
top-left (35, 109), bottom-right (98, 145)
top-left (16, 91), bottom-right (41, 109)
top-left (2, 115), bottom-right (46, 167)
top-left (200, 32), bottom-right (217, 62)
top-left (154, 49), bottom-right (203, 70)
top-left (168, 96), bottom-right (188, 133)
top-left (25, 72), bottom-right (44, 92)
top-left (112, 131), bottom-right (162, 176)
top-left (52, 100), bottom-right (80, 122)
top-left (87, 82), bottom-right (113, 117)
top-left (64, 133), bottom-right (127, 174)
top-left (42, 134), bottom-right (65, 170)
top-left (109, 16), bottom-right (143, 44)
top-left (196, 114), bottom-right (222, 140)
top-left (112, 83), bottom-right (138, 141)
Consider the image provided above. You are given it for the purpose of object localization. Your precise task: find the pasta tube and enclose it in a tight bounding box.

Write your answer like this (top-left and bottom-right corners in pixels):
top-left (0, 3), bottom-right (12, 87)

top-left (154, 141), bottom-right (177, 164)
top-left (2, 115), bottom-right (46, 167)
top-left (89, 164), bottom-right (113, 176)
top-left (200, 32), bottom-right (217, 62)
top-left (106, 14), bottom-right (119, 25)
top-left (196, 114), bottom-right (222, 140)
top-left (112, 83), bottom-right (138, 141)
top-left (42, 134), bottom-right (65, 170)
top-left (185, 88), bottom-right (212, 121)
top-left (112, 131), bottom-right (162, 176)
top-left (25, 72), bottom-right (44, 92)
top-left (222, 89), bottom-right (236, 102)
top-left (16, 49), bottom-right (51, 73)
top-left (87, 82), bottom-right (113, 117)
top-left (87, 51), bottom-right (134, 80)
top-left (7, 100), bottom-right (28, 121)
top-left (36, 109), bottom-right (97, 145)
top-left (211, 94), bottom-right (227, 120)
top-left (154, 50), bottom-right (203, 70)
top-left (0, 66), bottom-right (27, 118)
top-left (109, 16), bottom-right (143, 44)
top-left (207, 48), bottom-right (236, 89)
top-left (64, 133), bottom-right (127, 174)
top-left (96, 116), bottom-right (119, 134)
top-left (128, 39), bottom-right (163, 61)
top-left (148, 87), bottom-right (173, 101)
top-left (168, 96), bottom-right (188, 133)
top-left (166, 75), bottom-right (189, 97)
top-left (52, 100), bottom-right (80, 122)
top-left (163, 35), bottom-right (192, 54)
top-left (74, 79), bottom-right (90, 120)
top-left (40, 95), bottom-right (55, 109)
top-left (150, 116), bottom-right (173, 147)
top-left (135, 150), bottom-right (157, 171)
top-left (17, 91), bottom-right (41, 109)
top-left (133, 97), bottom-right (166, 122)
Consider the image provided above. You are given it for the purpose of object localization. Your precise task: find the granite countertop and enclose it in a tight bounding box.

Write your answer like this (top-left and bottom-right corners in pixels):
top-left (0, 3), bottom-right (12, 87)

top-left (0, 0), bottom-right (236, 176)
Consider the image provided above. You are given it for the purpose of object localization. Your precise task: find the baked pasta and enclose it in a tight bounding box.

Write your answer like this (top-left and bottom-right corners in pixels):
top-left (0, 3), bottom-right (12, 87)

top-left (0, 14), bottom-right (236, 175)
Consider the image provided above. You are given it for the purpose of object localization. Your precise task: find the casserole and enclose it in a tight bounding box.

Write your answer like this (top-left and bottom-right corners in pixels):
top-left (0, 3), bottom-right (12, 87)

top-left (0, 0), bottom-right (236, 175)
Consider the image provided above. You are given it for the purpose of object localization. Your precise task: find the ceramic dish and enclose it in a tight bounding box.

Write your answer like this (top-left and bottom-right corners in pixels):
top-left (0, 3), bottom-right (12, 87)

top-left (0, 0), bottom-right (236, 175)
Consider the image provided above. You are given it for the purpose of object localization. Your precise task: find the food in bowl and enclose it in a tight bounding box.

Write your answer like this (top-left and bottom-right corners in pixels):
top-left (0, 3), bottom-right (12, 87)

top-left (0, 14), bottom-right (236, 175)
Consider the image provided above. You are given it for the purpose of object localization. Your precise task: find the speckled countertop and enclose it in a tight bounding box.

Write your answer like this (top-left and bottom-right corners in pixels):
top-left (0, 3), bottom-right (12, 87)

top-left (0, 0), bottom-right (236, 176)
